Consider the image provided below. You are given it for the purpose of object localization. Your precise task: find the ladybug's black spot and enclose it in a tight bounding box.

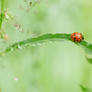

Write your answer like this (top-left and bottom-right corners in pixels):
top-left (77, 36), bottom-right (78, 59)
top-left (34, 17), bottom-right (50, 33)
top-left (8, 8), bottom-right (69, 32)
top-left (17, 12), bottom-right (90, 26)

top-left (74, 37), bottom-right (76, 41)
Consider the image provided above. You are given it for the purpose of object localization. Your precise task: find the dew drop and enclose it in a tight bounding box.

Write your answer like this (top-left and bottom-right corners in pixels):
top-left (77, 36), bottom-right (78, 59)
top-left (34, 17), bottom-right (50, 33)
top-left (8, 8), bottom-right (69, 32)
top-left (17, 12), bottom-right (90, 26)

top-left (28, 44), bottom-right (32, 46)
top-left (17, 45), bottom-right (22, 49)
top-left (48, 41), bottom-right (53, 44)
top-left (24, 44), bottom-right (29, 47)
top-left (10, 48), bottom-right (14, 51)
top-left (32, 44), bottom-right (36, 47)
top-left (36, 43), bottom-right (42, 46)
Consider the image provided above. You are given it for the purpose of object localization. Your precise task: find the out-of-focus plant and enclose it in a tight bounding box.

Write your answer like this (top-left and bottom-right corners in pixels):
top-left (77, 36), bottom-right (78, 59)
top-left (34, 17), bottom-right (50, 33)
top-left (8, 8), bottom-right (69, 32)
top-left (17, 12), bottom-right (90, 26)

top-left (80, 85), bottom-right (92, 92)
top-left (0, 0), bottom-right (92, 92)
top-left (0, 0), bottom-right (4, 29)
top-left (0, 0), bottom-right (13, 40)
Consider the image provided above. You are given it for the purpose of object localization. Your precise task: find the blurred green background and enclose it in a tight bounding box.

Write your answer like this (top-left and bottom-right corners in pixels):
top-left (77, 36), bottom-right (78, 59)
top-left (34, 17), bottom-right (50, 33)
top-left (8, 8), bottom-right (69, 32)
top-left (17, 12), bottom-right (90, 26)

top-left (0, 0), bottom-right (92, 92)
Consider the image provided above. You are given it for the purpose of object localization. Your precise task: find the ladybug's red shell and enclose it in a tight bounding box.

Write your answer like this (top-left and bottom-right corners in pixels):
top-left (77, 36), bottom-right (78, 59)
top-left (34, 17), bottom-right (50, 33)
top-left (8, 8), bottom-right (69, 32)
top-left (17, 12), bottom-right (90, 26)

top-left (71, 32), bottom-right (84, 42)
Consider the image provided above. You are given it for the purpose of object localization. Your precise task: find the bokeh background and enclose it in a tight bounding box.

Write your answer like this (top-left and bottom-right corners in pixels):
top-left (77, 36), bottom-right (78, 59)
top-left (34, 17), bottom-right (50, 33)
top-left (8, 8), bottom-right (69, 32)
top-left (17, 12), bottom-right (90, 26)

top-left (0, 0), bottom-right (92, 92)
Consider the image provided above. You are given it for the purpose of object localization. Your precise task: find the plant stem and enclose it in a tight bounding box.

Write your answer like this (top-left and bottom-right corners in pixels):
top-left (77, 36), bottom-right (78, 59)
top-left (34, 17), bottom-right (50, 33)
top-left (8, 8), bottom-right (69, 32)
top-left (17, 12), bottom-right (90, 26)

top-left (5, 33), bottom-right (71, 52)
top-left (3, 33), bottom-right (92, 53)
top-left (1, 0), bottom-right (4, 12)
top-left (0, 0), bottom-right (5, 29)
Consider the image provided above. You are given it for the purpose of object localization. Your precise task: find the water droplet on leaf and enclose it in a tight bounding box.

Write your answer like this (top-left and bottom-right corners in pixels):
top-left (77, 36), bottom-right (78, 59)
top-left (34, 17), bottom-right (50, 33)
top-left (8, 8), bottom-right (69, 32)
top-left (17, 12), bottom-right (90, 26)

top-left (32, 44), bottom-right (36, 47)
top-left (17, 45), bottom-right (22, 49)
top-left (10, 48), bottom-right (14, 51)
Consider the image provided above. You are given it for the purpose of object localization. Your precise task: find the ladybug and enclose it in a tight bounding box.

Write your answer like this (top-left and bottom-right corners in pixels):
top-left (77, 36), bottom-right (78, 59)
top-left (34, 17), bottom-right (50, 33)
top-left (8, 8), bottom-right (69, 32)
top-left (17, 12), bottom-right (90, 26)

top-left (71, 32), bottom-right (84, 42)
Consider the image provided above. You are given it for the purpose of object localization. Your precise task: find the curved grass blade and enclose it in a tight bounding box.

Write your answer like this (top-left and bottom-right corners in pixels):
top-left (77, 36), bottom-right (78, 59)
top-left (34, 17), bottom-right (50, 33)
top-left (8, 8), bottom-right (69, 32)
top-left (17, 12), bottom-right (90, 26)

top-left (78, 41), bottom-right (92, 64)
top-left (5, 33), bottom-right (71, 52)
top-left (2, 33), bottom-right (92, 64)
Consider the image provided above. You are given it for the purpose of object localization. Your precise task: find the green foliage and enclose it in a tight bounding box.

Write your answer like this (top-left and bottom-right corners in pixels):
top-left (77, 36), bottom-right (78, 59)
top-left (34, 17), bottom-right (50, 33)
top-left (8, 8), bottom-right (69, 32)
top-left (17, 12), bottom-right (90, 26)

top-left (80, 85), bottom-right (92, 92)
top-left (86, 56), bottom-right (92, 64)
top-left (0, 12), bottom-right (5, 28)
top-left (0, 0), bottom-right (5, 29)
